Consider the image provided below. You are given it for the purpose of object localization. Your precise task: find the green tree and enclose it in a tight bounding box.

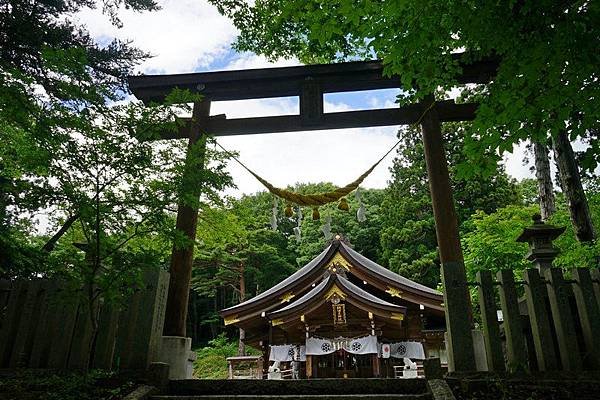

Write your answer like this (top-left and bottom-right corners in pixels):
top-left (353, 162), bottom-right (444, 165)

top-left (0, 0), bottom-right (238, 368)
top-left (209, 1), bottom-right (599, 174)
top-left (1, 0), bottom-right (159, 274)
top-left (191, 193), bottom-right (297, 349)
top-left (380, 124), bottom-right (520, 288)
top-left (462, 190), bottom-right (600, 280)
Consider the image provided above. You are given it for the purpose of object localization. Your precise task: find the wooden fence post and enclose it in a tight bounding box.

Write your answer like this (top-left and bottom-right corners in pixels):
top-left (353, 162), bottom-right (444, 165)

top-left (9, 280), bottom-right (43, 367)
top-left (590, 268), bottom-right (600, 310)
top-left (497, 270), bottom-right (528, 371)
top-left (476, 270), bottom-right (505, 372)
top-left (523, 268), bottom-right (557, 371)
top-left (29, 281), bottom-right (59, 368)
top-left (0, 281), bottom-right (26, 367)
top-left (545, 268), bottom-right (582, 371)
top-left (571, 268), bottom-right (600, 369)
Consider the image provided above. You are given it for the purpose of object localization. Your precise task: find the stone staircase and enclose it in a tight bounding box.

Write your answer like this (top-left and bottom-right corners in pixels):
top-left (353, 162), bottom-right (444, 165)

top-left (149, 378), bottom-right (433, 400)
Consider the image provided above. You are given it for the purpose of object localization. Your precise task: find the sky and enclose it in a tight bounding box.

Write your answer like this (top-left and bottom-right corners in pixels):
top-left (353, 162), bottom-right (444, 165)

top-left (75, 0), bottom-right (535, 197)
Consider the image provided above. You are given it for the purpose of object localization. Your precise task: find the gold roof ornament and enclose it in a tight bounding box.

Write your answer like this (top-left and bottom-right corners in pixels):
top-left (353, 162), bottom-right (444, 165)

top-left (224, 315), bottom-right (240, 326)
top-left (279, 291), bottom-right (295, 303)
top-left (391, 313), bottom-right (404, 321)
top-left (386, 286), bottom-right (403, 298)
top-left (327, 252), bottom-right (351, 272)
top-left (324, 284), bottom-right (347, 301)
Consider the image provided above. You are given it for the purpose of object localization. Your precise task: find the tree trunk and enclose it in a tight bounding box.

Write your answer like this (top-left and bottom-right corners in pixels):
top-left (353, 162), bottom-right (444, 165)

top-left (533, 141), bottom-right (556, 220)
top-left (552, 130), bottom-right (596, 242)
top-left (238, 261), bottom-right (246, 356)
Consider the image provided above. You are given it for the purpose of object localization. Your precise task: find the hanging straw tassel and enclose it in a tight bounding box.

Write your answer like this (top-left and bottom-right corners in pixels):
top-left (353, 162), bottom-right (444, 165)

top-left (338, 198), bottom-right (349, 211)
top-left (312, 207), bottom-right (321, 220)
top-left (285, 204), bottom-right (293, 218)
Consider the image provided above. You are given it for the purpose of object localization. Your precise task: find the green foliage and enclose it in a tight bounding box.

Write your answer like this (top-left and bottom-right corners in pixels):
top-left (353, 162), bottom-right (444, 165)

top-left (193, 333), bottom-right (259, 379)
top-left (0, 369), bottom-right (135, 400)
top-left (209, 0), bottom-right (600, 176)
top-left (380, 123), bottom-right (521, 287)
top-left (462, 190), bottom-right (600, 282)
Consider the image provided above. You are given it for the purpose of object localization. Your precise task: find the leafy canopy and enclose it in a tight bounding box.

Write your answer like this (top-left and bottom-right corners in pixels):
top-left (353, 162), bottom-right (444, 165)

top-left (209, 1), bottom-right (600, 175)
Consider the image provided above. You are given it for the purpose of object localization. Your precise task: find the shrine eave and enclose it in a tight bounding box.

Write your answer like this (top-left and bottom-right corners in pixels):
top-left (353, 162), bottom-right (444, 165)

top-left (268, 272), bottom-right (407, 322)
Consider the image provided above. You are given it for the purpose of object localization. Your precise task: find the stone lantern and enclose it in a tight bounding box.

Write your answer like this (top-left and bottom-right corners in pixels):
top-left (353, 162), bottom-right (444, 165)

top-left (516, 214), bottom-right (566, 273)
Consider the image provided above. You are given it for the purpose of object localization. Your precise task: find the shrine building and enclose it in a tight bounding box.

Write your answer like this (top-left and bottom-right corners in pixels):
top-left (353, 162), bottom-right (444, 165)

top-left (220, 237), bottom-right (447, 379)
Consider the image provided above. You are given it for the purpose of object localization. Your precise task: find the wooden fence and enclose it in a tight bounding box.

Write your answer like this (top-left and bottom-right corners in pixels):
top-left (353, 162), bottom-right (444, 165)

top-left (472, 267), bottom-right (600, 372)
top-left (0, 269), bottom-right (169, 370)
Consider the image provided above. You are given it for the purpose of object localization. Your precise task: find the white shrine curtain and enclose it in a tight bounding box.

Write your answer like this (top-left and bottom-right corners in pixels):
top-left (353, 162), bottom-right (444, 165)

top-left (269, 345), bottom-right (306, 361)
top-left (305, 335), bottom-right (378, 355)
top-left (389, 342), bottom-right (425, 359)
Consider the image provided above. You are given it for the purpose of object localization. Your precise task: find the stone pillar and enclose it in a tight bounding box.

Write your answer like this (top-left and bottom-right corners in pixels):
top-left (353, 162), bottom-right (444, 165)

top-left (115, 269), bottom-right (170, 370)
top-left (516, 214), bottom-right (565, 274)
top-left (420, 96), bottom-right (474, 371)
top-left (470, 329), bottom-right (488, 372)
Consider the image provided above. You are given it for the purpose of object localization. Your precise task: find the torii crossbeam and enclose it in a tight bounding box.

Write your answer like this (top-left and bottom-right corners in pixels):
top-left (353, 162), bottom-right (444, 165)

top-left (128, 53), bottom-right (497, 372)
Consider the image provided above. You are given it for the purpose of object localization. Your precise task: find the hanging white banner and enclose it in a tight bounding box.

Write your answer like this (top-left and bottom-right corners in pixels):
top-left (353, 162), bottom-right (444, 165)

top-left (306, 336), bottom-right (379, 355)
top-left (389, 342), bottom-right (425, 360)
top-left (343, 335), bottom-right (378, 355)
top-left (381, 343), bottom-right (391, 359)
top-left (269, 345), bottom-right (306, 361)
top-left (305, 337), bottom-right (335, 355)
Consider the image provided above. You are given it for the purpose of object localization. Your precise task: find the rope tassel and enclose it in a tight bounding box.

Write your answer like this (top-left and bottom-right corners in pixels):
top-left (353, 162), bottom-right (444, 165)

top-left (312, 207), bottom-right (320, 220)
top-left (338, 198), bottom-right (349, 211)
top-left (284, 204), bottom-right (293, 218)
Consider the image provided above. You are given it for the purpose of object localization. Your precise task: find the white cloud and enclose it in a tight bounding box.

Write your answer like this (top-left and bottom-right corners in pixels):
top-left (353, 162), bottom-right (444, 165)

top-left (75, 0), bottom-right (238, 74)
top-left (220, 53), bottom-right (300, 71)
top-left (211, 97), bottom-right (399, 197)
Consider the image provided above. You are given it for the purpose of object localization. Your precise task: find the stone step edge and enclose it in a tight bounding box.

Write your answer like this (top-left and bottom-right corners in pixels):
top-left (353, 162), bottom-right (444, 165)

top-left (150, 394), bottom-right (432, 399)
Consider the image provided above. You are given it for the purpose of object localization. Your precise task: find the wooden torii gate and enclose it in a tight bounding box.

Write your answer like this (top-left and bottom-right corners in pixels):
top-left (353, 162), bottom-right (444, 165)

top-left (128, 55), bottom-right (497, 372)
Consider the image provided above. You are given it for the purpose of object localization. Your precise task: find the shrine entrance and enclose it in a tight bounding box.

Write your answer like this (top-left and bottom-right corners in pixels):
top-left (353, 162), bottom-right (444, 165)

top-left (127, 54), bottom-right (497, 372)
top-left (312, 351), bottom-right (373, 379)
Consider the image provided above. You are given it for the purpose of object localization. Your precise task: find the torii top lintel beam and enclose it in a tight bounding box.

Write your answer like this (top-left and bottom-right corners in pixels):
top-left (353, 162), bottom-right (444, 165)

top-left (128, 54), bottom-right (497, 103)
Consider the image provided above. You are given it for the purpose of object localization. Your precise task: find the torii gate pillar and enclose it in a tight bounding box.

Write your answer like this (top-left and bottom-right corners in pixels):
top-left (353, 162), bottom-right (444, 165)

top-left (164, 100), bottom-right (210, 337)
top-left (420, 95), bottom-right (474, 372)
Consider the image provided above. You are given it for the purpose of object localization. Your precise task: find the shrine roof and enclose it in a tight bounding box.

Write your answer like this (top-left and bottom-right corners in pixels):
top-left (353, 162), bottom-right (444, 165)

top-left (269, 272), bottom-right (406, 319)
top-left (339, 242), bottom-right (441, 297)
top-left (220, 238), bottom-right (443, 322)
top-left (220, 244), bottom-right (333, 314)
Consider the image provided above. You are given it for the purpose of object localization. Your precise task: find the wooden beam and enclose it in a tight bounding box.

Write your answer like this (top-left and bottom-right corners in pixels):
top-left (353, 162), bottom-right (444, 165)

top-left (128, 55), bottom-right (498, 103)
top-left (152, 101), bottom-right (478, 140)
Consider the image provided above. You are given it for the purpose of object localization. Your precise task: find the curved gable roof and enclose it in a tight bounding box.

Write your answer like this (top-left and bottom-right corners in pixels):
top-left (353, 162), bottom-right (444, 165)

top-left (221, 244), bottom-right (334, 316)
top-left (268, 272), bottom-right (406, 321)
top-left (220, 238), bottom-right (443, 320)
top-left (340, 242), bottom-right (442, 298)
